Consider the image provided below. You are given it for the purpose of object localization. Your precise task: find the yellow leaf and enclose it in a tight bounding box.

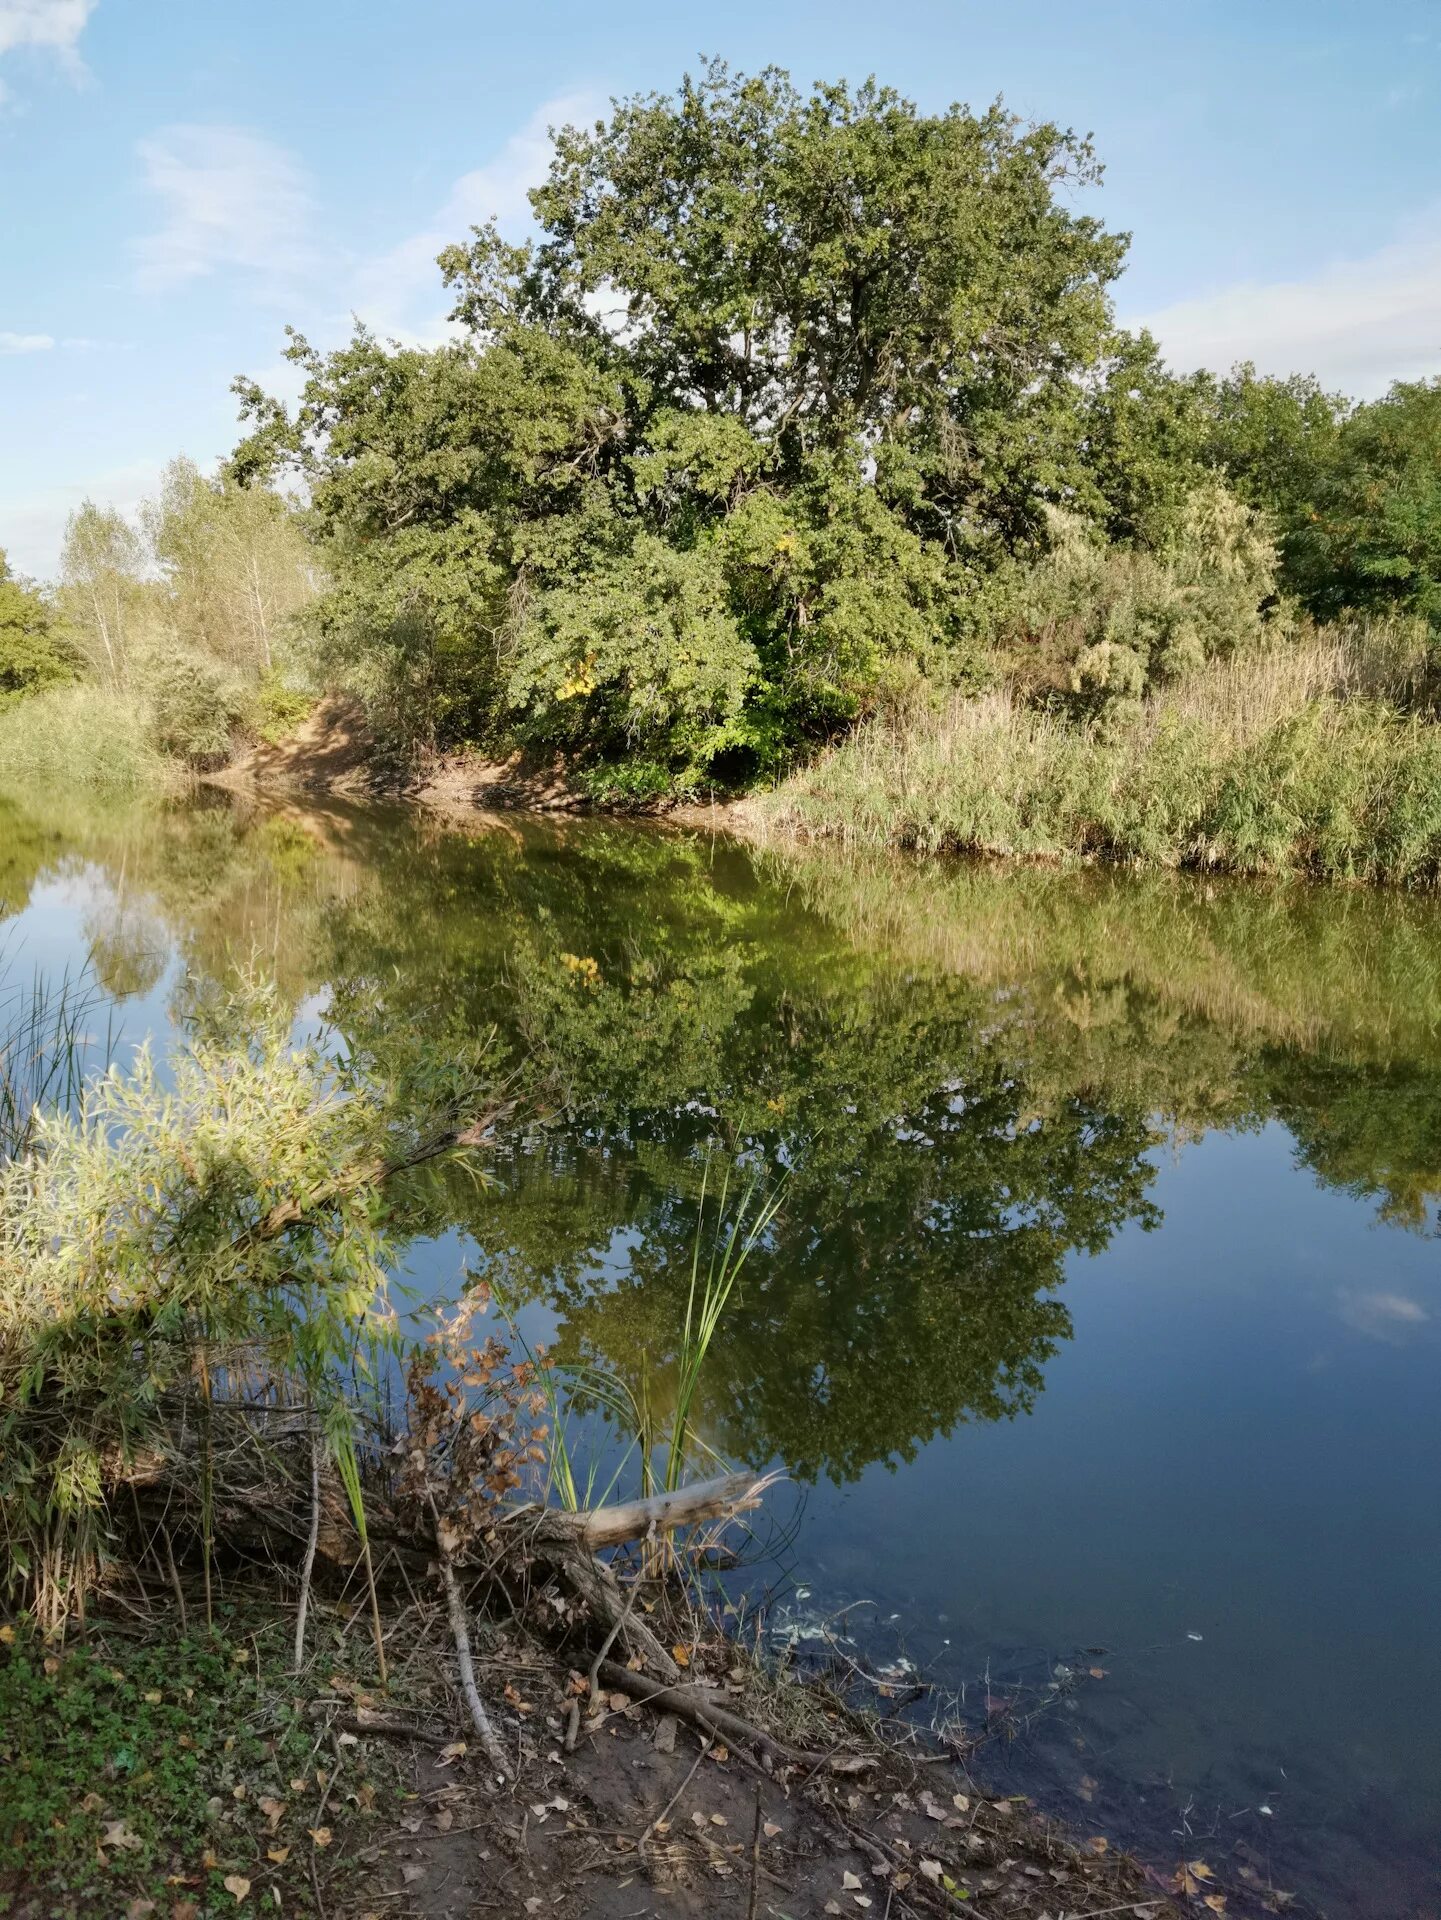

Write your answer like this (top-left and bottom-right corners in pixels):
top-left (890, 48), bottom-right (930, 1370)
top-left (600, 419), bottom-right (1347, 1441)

top-left (222, 1877), bottom-right (250, 1904)
top-left (143, 1690), bottom-right (163, 1704)
top-left (0, 1624), bottom-right (15, 1645)
top-left (309, 1826), bottom-right (332, 1848)
top-left (1189, 1861), bottom-right (1216, 1881)
top-left (671, 1644), bottom-right (691, 1668)
top-left (1204, 1898), bottom-right (1228, 1914)
top-left (267, 1847), bottom-right (291, 1865)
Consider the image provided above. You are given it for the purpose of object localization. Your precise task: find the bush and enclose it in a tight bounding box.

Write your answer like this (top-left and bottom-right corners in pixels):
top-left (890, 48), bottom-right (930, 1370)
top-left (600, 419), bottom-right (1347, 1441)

top-left (996, 481), bottom-right (1283, 725)
top-left (142, 650), bottom-right (252, 766)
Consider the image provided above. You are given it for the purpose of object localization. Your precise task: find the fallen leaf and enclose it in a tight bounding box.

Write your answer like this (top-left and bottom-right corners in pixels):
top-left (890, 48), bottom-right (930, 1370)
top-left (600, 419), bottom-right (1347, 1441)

top-left (671, 1643), bottom-right (691, 1668)
top-left (142, 1690), bottom-right (163, 1705)
top-left (257, 1796), bottom-right (285, 1832)
top-left (921, 1792), bottom-right (949, 1821)
top-left (524, 1901), bottom-right (543, 1916)
top-left (608, 1691), bottom-right (629, 1712)
top-left (952, 1793), bottom-right (970, 1813)
top-left (266, 1847), bottom-right (290, 1865)
top-left (1088, 1666), bottom-right (1108, 1680)
top-left (436, 1741), bottom-right (466, 1766)
top-left (401, 1865), bottom-right (426, 1885)
top-left (1189, 1861), bottom-right (1216, 1881)
top-left (171, 1905), bottom-right (199, 1920)
top-left (126, 1902), bottom-right (157, 1919)
top-left (433, 1808), bottom-right (453, 1833)
top-left (918, 1859), bottom-right (943, 1882)
top-left (842, 1871), bottom-right (864, 1891)
top-left (309, 1827), bottom-right (332, 1848)
top-left (1204, 1898), bottom-right (1228, 1914)
top-left (80, 1791), bottom-right (104, 1814)
top-left (101, 1819), bottom-right (144, 1853)
top-left (764, 1821), bottom-right (782, 1838)
top-left (1086, 1836), bottom-right (1109, 1855)
top-left (337, 1731), bottom-right (359, 1748)
top-left (0, 1625), bottom-right (14, 1645)
top-left (222, 1878), bottom-right (250, 1905)
top-left (288, 1777), bottom-right (307, 1794)
top-left (710, 1812), bottom-right (727, 1827)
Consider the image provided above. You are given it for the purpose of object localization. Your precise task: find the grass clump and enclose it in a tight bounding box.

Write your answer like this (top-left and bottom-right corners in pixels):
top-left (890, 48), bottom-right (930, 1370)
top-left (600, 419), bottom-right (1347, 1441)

top-left (0, 685), bottom-right (187, 794)
top-left (755, 626), bottom-right (1441, 886)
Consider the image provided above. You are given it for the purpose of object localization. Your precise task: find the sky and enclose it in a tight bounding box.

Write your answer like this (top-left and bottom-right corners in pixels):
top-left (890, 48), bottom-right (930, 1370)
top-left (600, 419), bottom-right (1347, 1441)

top-left (1, 0), bottom-right (1438, 578)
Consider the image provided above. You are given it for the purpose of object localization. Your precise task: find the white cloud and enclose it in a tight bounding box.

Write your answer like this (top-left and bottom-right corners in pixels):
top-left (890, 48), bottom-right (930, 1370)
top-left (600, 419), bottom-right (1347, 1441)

top-left (353, 91), bottom-right (598, 340)
top-left (0, 329), bottom-right (53, 352)
top-left (0, 0), bottom-right (93, 60)
top-left (135, 124), bottom-right (318, 295)
top-left (1131, 206), bottom-right (1441, 398)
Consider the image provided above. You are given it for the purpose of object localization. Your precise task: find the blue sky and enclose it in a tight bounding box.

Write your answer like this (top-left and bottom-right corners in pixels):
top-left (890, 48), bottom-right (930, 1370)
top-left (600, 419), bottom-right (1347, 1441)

top-left (1, 0), bottom-right (1438, 577)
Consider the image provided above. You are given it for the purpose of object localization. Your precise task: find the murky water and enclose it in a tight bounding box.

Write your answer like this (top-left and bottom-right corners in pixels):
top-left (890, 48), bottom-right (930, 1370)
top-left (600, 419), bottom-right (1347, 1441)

top-left (3, 789), bottom-right (1439, 1915)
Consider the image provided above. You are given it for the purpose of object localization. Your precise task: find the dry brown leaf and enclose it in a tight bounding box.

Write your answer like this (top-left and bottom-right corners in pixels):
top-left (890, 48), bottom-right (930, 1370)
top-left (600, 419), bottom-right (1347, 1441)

top-left (436, 1741), bottom-right (466, 1766)
top-left (763, 1821), bottom-right (782, 1839)
top-left (842, 1871), bottom-right (863, 1891)
top-left (221, 1878), bottom-right (250, 1905)
top-left (1204, 1898), bottom-right (1228, 1914)
top-left (401, 1865), bottom-right (426, 1885)
top-left (671, 1643), bottom-right (691, 1667)
top-left (126, 1902), bottom-right (157, 1919)
top-left (266, 1847), bottom-right (290, 1866)
top-left (309, 1826), bottom-right (332, 1848)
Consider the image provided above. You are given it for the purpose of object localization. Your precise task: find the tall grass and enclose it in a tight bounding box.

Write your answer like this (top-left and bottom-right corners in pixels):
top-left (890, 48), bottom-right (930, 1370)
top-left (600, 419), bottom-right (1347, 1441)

top-left (0, 956), bottom-right (107, 1164)
top-left (752, 627), bottom-right (1441, 887)
top-left (534, 1162), bottom-right (783, 1518)
top-left (0, 685), bottom-right (188, 793)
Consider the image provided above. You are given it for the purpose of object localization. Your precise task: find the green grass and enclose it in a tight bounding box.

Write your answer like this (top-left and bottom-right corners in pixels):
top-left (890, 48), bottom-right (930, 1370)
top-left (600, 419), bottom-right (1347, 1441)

top-left (752, 637), bottom-right (1441, 887)
top-left (0, 1616), bottom-right (347, 1918)
top-left (0, 685), bottom-right (188, 794)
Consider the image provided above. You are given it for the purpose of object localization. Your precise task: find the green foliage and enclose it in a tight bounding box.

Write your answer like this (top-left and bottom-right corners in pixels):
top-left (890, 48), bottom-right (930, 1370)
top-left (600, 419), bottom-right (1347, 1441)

top-left (997, 480), bottom-right (1284, 722)
top-left (0, 552), bottom-right (74, 709)
top-left (233, 61), bottom-right (1133, 782)
top-left (0, 1623), bottom-right (326, 1918)
top-left (144, 455), bottom-right (315, 677)
top-left (759, 634), bottom-right (1441, 887)
top-left (0, 977), bottom-right (493, 1618)
top-left (143, 650), bottom-right (252, 766)
top-left (1294, 378), bottom-right (1441, 628)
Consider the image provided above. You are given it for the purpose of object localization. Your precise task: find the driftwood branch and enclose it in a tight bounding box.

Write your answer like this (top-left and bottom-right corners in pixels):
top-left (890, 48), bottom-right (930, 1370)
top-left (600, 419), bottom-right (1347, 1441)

top-left (428, 1493), bottom-right (510, 1779)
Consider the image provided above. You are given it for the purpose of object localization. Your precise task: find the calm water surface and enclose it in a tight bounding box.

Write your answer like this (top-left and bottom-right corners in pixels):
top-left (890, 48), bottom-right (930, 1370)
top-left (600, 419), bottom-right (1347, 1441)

top-left (3, 791), bottom-right (1438, 1917)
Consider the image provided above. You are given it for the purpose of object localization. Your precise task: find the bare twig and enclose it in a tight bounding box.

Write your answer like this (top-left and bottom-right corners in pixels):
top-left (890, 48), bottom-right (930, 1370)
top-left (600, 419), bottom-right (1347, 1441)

top-left (293, 1424), bottom-right (321, 1673)
top-left (427, 1492), bottom-right (509, 1779)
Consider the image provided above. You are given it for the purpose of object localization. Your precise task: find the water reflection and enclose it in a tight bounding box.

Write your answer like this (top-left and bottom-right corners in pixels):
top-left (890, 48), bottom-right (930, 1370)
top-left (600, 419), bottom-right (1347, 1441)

top-left (2, 787), bottom-right (1439, 1913)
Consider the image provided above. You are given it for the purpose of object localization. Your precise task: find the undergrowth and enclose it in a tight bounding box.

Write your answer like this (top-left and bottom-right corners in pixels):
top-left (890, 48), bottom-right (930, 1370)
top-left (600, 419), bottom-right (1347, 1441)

top-left (0, 1612), bottom-right (356, 1918)
top-left (756, 627), bottom-right (1441, 886)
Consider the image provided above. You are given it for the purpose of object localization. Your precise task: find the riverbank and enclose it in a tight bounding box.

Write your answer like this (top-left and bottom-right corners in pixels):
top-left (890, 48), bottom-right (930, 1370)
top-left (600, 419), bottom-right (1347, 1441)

top-left (3, 1510), bottom-right (1200, 1920)
top-left (201, 630), bottom-right (1441, 890)
top-left (742, 642), bottom-right (1441, 887)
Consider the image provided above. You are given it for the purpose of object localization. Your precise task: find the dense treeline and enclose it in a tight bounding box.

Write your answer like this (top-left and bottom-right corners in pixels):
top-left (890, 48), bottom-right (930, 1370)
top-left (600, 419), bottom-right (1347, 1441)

top-left (2, 62), bottom-right (1439, 843)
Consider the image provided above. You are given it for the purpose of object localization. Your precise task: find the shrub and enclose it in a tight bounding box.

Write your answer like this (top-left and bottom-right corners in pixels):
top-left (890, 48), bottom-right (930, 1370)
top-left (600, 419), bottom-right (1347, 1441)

top-left (998, 481), bottom-right (1283, 724)
top-left (141, 650), bottom-right (252, 766)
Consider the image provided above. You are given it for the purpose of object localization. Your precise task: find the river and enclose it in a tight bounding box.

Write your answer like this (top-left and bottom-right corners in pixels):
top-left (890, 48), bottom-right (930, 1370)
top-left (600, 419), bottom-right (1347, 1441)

top-left (3, 788), bottom-right (1438, 1916)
